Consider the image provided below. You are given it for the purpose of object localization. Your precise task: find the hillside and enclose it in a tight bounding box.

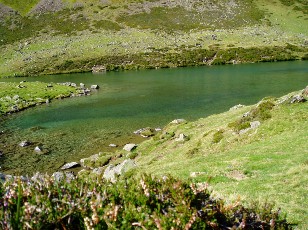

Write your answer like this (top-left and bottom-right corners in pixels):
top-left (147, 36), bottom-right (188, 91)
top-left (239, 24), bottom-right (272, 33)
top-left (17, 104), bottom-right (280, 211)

top-left (76, 87), bottom-right (308, 228)
top-left (1, 88), bottom-right (307, 229)
top-left (0, 0), bottom-right (307, 77)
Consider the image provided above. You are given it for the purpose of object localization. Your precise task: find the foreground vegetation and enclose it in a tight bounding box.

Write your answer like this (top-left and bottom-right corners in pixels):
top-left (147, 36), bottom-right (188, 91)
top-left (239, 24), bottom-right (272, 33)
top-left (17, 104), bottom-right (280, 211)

top-left (0, 0), bottom-right (307, 77)
top-left (0, 174), bottom-right (291, 229)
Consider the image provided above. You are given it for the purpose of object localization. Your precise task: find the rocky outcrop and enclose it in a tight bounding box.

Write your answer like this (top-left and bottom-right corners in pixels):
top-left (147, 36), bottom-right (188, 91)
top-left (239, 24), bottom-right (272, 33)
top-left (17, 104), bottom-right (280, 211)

top-left (103, 159), bottom-right (136, 182)
top-left (30, 0), bottom-right (66, 14)
top-left (239, 121), bottom-right (261, 135)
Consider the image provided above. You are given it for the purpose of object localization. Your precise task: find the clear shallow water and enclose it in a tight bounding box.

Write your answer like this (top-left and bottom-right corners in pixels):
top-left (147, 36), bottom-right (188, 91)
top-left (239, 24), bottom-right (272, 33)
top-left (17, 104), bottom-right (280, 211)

top-left (1, 61), bottom-right (307, 174)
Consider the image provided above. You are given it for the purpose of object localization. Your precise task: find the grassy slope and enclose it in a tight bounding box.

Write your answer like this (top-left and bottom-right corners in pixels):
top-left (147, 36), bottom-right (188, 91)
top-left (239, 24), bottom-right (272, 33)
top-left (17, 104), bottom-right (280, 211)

top-left (130, 91), bottom-right (308, 228)
top-left (0, 82), bottom-right (77, 114)
top-left (0, 0), bottom-right (307, 77)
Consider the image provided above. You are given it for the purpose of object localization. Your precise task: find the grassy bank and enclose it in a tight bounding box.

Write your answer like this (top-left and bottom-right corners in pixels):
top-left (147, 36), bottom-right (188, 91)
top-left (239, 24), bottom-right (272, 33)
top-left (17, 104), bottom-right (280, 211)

top-left (0, 88), bottom-right (306, 229)
top-left (0, 82), bottom-right (83, 115)
top-left (130, 89), bottom-right (308, 228)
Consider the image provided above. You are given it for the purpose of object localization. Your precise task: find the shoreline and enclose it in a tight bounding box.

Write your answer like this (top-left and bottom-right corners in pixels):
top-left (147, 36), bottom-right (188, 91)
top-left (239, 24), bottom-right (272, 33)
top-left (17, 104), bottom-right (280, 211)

top-left (1, 45), bottom-right (308, 78)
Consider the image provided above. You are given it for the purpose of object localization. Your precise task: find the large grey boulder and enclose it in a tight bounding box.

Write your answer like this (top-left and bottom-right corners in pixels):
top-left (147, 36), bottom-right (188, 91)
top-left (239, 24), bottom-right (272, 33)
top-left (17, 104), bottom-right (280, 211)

top-left (103, 159), bottom-right (136, 182)
top-left (123, 143), bottom-right (137, 152)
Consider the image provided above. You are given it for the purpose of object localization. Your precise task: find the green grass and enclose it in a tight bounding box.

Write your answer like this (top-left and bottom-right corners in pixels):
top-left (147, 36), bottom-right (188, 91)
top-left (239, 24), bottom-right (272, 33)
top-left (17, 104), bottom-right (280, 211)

top-left (0, 82), bottom-right (77, 114)
top-left (132, 90), bottom-right (308, 228)
top-left (0, 0), bottom-right (307, 77)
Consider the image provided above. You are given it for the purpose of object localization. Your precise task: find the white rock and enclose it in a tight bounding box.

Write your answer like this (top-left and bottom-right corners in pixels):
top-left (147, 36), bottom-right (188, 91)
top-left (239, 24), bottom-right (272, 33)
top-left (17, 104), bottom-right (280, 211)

top-left (61, 162), bottom-right (80, 170)
top-left (123, 143), bottom-right (137, 152)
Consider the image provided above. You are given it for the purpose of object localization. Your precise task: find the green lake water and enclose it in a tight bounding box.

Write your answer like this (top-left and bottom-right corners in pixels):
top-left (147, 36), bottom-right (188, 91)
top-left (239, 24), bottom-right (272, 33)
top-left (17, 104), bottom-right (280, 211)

top-left (1, 61), bottom-right (307, 175)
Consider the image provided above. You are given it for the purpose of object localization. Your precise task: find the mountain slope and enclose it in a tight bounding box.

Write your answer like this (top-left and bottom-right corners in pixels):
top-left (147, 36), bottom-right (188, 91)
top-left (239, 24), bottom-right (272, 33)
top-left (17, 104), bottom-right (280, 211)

top-left (0, 0), bottom-right (307, 77)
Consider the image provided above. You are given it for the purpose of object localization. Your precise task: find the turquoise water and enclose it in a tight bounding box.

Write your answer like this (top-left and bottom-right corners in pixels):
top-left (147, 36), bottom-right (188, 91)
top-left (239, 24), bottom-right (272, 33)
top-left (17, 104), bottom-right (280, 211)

top-left (1, 61), bottom-right (307, 174)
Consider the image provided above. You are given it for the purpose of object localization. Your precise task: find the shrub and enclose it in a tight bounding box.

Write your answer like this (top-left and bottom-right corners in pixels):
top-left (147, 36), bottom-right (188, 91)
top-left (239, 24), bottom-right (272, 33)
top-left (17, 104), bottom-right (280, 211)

top-left (0, 174), bottom-right (292, 229)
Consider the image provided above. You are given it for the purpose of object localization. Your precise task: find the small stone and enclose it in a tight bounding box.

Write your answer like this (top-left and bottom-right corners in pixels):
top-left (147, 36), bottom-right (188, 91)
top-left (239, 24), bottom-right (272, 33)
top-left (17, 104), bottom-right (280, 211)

top-left (19, 140), bottom-right (31, 147)
top-left (61, 162), bottom-right (80, 170)
top-left (34, 146), bottom-right (42, 152)
top-left (229, 104), bottom-right (245, 111)
top-left (109, 144), bottom-right (118, 147)
top-left (91, 85), bottom-right (99, 89)
top-left (170, 119), bottom-right (187, 124)
top-left (123, 143), bottom-right (137, 152)
top-left (52, 171), bottom-right (75, 182)
top-left (250, 121), bottom-right (261, 129)
top-left (175, 133), bottom-right (189, 142)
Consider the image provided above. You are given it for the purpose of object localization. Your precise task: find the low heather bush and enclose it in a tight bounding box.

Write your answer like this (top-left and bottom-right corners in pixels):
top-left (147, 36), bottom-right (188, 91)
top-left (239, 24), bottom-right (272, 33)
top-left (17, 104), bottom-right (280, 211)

top-left (0, 174), bottom-right (292, 229)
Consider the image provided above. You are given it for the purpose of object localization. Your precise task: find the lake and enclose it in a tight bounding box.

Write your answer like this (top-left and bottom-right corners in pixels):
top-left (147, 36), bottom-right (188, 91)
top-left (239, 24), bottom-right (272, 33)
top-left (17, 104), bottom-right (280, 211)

top-left (0, 61), bottom-right (307, 175)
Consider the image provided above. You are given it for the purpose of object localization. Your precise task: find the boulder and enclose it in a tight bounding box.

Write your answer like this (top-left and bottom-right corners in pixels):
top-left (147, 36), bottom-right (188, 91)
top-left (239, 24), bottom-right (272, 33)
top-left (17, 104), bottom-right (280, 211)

top-left (134, 127), bottom-right (155, 137)
top-left (103, 159), bottom-right (136, 182)
top-left (80, 83), bottom-right (85, 89)
top-left (123, 143), bottom-right (137, 152)
top-left (61, 162), bottom-right (80, 170)
top-left (92, 65), bottom-right (106, 73)
top-left (34, 146), bottom-right (42, 152)
top-left (19, 140), bottom-right (31, 147)
top-left (91, 85), bottom-right (99, 89)
top-left (92, 167), bottom-right (105, 175)
top-left (175, 133), bottom-right (189, 142)
top-left (229, 104), bottom-right (245, 111)
top-left (52, 171), bottom-right (75, 182)
top-left (239, 121), bottom-right (261, 135)
top-left (290, 95), bottom-right (307, 104)
top-left (170, 119), bottom-right (187, 124)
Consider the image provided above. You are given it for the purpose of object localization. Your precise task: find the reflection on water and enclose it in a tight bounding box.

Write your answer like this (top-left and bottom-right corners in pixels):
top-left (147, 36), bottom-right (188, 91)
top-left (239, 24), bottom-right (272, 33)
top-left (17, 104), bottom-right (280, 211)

top-left (1, 61), bottom-right (307, 175)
